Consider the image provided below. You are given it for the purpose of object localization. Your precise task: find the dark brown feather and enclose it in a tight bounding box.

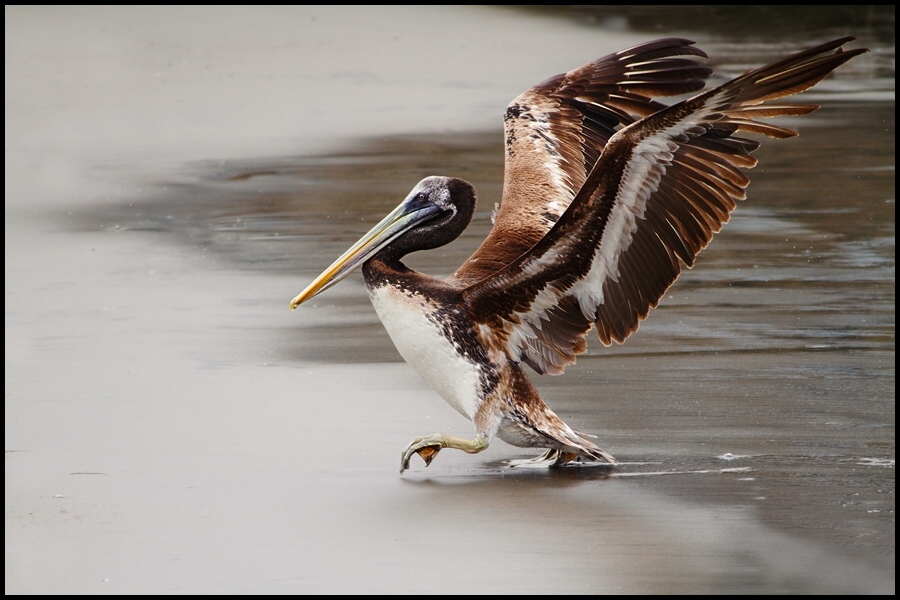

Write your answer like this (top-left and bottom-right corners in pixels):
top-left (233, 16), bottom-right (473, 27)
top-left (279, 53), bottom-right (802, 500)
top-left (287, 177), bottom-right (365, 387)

top-left (451, 38), bottom-right (712, 287)
top-left (463, 38), bottom-right (867, 371)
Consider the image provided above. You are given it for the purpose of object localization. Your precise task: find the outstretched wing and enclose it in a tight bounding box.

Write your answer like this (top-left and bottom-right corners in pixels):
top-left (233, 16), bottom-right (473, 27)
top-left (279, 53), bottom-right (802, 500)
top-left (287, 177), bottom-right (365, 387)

top-left (463, 37), bottom-right (867, 375)
top-left (451, 38), bottom-right (711, 284)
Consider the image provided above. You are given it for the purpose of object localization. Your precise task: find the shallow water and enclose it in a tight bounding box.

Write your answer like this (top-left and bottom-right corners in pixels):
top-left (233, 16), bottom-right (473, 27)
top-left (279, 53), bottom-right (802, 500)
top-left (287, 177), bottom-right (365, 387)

top-left (64, 102), bottom-right (897, 574)
top-left (6, 6), bottom-right (894, 594)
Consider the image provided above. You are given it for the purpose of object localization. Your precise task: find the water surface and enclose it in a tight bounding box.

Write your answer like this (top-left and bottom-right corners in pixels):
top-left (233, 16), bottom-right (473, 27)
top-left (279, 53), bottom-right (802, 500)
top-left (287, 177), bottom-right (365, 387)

top-left (6, 6), bottom-right (894, 594)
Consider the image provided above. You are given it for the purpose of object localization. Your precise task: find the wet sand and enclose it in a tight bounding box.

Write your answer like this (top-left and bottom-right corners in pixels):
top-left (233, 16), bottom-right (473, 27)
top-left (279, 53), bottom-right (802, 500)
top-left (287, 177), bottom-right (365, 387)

top-left (5, 6), bottom-right (894, 594)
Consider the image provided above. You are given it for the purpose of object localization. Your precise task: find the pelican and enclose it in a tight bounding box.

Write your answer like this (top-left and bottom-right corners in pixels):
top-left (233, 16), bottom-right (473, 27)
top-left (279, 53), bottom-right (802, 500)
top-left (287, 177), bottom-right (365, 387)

top-left (290, 38), bottom-right (866, 472)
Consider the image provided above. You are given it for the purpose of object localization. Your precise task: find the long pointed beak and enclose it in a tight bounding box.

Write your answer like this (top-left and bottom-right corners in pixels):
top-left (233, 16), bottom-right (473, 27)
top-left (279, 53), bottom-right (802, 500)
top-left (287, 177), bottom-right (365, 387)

top-left (290, 199), bottom-right (441, 310)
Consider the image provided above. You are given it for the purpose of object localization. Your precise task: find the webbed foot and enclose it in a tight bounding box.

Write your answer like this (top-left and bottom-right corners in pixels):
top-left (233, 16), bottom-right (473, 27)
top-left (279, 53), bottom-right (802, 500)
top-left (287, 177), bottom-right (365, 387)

top-left (400, 434), bottom-right (489, 472)
top-left (508, 448), bottom-right (617, 469)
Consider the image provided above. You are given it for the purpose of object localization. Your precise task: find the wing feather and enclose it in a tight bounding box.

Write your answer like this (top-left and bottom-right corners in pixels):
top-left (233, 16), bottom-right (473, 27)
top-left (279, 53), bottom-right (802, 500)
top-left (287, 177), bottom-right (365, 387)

top-left (451, 38), bottom-right (711, 285)
top-left (463, 38), bottom-right (867, 373)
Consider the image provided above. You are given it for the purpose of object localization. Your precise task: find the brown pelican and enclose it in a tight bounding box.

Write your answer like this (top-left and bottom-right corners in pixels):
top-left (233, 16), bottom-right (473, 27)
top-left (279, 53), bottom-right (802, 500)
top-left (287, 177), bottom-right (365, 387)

top-left (290, 38), bottom-right (867, 472)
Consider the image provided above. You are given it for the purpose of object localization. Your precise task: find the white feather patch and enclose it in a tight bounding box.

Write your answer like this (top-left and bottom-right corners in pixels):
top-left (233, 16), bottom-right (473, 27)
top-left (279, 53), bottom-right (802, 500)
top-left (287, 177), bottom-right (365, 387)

top-left (369, 285), bottom-right (483, 421)
top-left (574, 105), bottom-right (714, 317)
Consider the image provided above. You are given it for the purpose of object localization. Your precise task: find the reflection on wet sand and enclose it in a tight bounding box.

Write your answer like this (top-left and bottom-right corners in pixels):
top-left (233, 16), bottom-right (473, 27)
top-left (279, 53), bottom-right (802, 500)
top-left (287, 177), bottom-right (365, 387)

top-left (7, 6), bottom-right (893, 594)
top-left (65, 98), bottom-right (894, 582)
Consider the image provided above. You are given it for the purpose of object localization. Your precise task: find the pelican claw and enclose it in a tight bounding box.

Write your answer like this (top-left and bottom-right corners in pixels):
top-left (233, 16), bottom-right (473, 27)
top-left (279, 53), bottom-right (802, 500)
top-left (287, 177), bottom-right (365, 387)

top-left (400, 434), bottom-right (444, 472)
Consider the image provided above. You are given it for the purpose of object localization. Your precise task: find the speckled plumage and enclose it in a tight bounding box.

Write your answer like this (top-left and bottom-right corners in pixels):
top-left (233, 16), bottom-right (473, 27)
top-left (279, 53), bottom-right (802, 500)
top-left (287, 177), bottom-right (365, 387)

top-left (290, 38), bottom-right (867, 471)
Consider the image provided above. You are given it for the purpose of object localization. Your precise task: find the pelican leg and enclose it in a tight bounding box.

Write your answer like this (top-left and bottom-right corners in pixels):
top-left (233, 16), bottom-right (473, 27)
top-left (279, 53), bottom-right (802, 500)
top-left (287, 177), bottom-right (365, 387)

top-left (400, 434), bottom-right (489, 472)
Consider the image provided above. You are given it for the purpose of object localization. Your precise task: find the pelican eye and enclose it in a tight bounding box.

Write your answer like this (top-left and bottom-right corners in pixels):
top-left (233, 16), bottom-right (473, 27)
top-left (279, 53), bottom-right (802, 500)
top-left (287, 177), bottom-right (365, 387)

top-left (414, 192), bottom-right (429, 203)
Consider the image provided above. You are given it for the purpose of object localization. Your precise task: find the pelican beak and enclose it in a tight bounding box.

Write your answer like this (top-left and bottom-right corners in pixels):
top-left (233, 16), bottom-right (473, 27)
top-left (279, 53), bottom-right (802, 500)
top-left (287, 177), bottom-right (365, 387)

top-left (290, 196), bottom-right (442, 309)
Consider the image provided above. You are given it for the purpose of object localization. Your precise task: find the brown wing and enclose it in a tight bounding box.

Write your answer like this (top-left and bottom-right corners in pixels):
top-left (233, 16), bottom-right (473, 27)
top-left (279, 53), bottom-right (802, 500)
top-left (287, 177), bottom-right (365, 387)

top-left (450, 38), bottom-right (711, 284)
top-left (463, 38), bottom-right (867, 375)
